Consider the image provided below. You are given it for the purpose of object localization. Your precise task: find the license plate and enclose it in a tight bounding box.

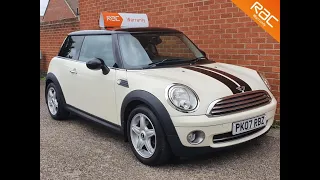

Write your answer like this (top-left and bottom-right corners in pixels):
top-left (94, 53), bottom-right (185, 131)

top-left (232, 114), bottom-right (267, 135)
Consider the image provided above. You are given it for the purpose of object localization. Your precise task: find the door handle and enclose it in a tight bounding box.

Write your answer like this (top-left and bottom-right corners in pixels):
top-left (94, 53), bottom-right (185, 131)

top-left (70, 68), bottom-right (77, 74)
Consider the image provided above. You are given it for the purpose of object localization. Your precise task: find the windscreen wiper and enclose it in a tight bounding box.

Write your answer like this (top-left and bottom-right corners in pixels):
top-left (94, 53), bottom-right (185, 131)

top-left (189, 57), bottom-right (206, 64)
top-left (143, 58), bottom-right (182, 68)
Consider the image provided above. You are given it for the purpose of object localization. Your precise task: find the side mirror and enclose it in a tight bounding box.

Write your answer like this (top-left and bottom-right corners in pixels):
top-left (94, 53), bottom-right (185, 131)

top-left (199, 49), bottom-right (207, 57)
top-left (86, 58), bottom-right (110, 75)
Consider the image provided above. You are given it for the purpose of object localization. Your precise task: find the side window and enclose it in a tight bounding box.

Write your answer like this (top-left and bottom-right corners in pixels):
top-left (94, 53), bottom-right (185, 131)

top-left (78, 35), bottom-right (116, 67)
top-left (58, 36), bottom-right (84, 60)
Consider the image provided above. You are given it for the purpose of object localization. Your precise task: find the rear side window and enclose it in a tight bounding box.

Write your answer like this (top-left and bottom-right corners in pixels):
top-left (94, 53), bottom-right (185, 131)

top-left (78, 35), bottom-right (116, 67)
top-left (58, 36), bottom-right (84, 60)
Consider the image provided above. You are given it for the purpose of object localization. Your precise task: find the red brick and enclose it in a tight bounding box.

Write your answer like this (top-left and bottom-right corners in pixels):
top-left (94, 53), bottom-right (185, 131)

top-left (238, 38), bottom-right (251, 43)
top-left (252, 38), bottom-right (266, 43)
top-left (233, 44), bottom-right (244, 48)
top-left (274, 56), bottom-right (280, 60)
top-left (233, 12), bottom-right (245, 17)
top-left (246, 33), bottom-right (259, 38)
top-left (238, 50), bottom-right (250, 54)
top-left (184, 3), bottom-right (193, 8)
top-left (221, 24), bottom-right (232, 28)
top-left (245, 55), bottom-right (258, 60)
top-left (214, 49), bottom-right (226, 54)
top-left (273, 79), bottom-right (280, 85)
top-left (225, 59), bottom-right (238, 64)
top-left (226, 49), bottom-right (237, 54)
top-left (215, 19), bottom-right (226, 24)
top-left (226, 39), bottom-right (237, 43)
top-left (227, 7), bottom-right (238, 13)
top-left (221, 34), bottom-right (232, 39)
top-left (266, 50), bottom-right (280, 55)
top-left (221, 13), bottom-right (232, 18)
top-left (238, 60), bottom-right (251, 66)
top-left (251, 49), bottom-right (266, 55)
top-left (189, 7), bottom-right (199, 12)
top-left (226, 28), bottom-right (237, 33)
top-left (258, 66), bottom-right (273, 72)
top-left (194, 1), bottom-right (204, 6)
top-left (251, 60), bottom-right (265, 66)
top-left (209, 24), bottom-right (221, 29)
top-left (238, 17), bottom-right (251, 22)
top-left (215, 0), bottom-right (227, 4)
top-left (232, 55), bottom-right (244, 59)
top-left (220, 44), bottom-right (232, 48)
top-left (221, 3), bottom-right (233, 8)
top-left (272, 67), bottom-right (280, 73)
top-left (215, 8), bottom-right (226, 14)
top-left (245, 22), bottom-right (258, 27)
top-left (226, 18), bottom-right (238, 23)
top-left (238, 28), bottom-right (251, 33)
top-left (246, 44), bottom-right (259, 49)
top-left (265, 61), bottom-right (280, 67)
top-left (220, 54), bottom-right (232, 59)
top-left (215, 29), bottom-right (225, 33)
top-left (259, 55), bottom-right (274, 61)
top-left (259, 44), bottom-right (274, 49)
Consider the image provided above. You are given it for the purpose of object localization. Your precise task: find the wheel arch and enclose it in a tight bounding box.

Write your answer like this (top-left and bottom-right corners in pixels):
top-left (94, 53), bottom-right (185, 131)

top-left (120, 90), bottom-right (177, 141)
top-left (45, 73), bottom-right (66, 105)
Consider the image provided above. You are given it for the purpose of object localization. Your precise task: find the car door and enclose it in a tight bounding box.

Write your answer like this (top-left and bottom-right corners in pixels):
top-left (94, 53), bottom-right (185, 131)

top-left (56, 35), bottom-right (85, 107)
top-left (73, 34), bottom-right (118, 124)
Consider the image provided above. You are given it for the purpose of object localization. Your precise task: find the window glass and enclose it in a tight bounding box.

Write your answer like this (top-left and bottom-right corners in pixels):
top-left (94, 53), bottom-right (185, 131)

top-left (79, 35), bottom-right (116, 67)
top-left (58, 36), bottom-right (84, 59)
top-left (118, 34), bottom-right (152, 67)
top-left (118, 33), bottom-right (204, 69)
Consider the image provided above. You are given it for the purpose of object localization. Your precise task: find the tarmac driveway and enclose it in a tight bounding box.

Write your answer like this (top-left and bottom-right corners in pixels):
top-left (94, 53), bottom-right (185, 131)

top-left (40, 81), bottom-right (280, 180)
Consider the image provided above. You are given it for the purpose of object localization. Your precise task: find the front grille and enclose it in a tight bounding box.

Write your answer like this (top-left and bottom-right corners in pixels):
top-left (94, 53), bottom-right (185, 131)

top-left (208, 90), bottom-right (271, 117)
top-left (213, 127), bottom-right (265, 143)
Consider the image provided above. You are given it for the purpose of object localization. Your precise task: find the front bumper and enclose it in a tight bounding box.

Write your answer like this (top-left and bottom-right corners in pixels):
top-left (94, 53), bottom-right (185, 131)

top-left (166, 98), bottom-right (277, 156)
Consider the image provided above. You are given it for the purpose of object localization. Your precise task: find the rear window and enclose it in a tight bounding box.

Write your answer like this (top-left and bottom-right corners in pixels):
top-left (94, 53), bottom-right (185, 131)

top-left (58, 36), bottom-right (84, 60)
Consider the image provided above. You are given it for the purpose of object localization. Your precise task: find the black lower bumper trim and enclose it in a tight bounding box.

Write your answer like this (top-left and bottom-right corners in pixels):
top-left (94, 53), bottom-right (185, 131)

top-left (166, 127), bottom-right (271, 157)
top-left (213, 126), bottom-right (265, 143)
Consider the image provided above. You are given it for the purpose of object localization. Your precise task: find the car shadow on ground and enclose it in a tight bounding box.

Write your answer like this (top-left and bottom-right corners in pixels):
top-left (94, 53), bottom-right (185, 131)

top-left (65, 113), bottom-right (273, 166)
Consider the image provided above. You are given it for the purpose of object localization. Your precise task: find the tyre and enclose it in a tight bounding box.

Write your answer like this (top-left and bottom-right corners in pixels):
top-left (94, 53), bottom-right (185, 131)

top-left (127, 105), bottom-right (172, 166)
top-left (45, 82), bottom-right (69, 120)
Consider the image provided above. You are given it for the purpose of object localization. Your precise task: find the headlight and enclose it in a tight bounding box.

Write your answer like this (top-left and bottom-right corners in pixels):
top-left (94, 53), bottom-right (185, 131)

top-left (258, 72), bottom-right (271, 90)
top-left (166, 84), bottom-right (199, 113)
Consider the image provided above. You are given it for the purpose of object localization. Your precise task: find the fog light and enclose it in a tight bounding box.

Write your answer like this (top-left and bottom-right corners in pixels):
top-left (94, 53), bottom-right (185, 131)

top-left (187, 130), bottom-right (205, 145)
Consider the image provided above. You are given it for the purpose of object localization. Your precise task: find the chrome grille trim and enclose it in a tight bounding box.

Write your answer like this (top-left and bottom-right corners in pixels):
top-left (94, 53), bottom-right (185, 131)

top-left (206, 90), bottom-right (271, 117)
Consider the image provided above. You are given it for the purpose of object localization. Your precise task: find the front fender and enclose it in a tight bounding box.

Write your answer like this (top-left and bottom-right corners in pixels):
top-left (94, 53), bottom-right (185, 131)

top-left (120, 90), bottom-right (177, 137)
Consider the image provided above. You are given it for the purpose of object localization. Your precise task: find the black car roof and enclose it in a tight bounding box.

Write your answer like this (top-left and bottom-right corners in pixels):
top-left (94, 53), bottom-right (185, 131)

top-left (68, 27), bottom-right (182, 36)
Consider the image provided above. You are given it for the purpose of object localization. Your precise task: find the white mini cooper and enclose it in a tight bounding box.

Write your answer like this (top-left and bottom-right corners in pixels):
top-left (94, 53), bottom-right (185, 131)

top-left (45, 27), bottom-right (277, 166)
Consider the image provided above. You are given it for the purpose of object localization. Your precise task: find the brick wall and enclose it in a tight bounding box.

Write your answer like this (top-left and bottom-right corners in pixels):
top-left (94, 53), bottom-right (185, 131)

top-left (79, 0), bottom-right (280, 120)
top-left (40, 18), bottom-right (80, 71)
top-left (43, 0), bottom-right (75, 22)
